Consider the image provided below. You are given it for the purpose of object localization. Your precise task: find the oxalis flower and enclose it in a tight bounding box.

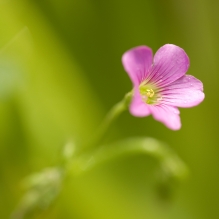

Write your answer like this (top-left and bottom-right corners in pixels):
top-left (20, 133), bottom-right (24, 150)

top-left (122, 44), bottom-right (204, 130)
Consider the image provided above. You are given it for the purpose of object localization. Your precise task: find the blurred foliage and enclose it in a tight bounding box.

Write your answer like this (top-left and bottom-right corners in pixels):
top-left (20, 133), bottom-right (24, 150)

top-left (12, 138), bottom-right (188, 219)
top-left (0, 0), bottom-right (219, 218)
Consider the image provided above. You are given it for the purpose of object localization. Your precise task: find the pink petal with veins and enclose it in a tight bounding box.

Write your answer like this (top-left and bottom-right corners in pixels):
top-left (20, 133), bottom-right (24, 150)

top-left (148, 44), bottom-right (190, 87)
top-left (160, 75), bottom-right (204, 108)
top-left (122, 46), bottom-right (153, 86)
top-left (150, 104), bottom-right (181, 130)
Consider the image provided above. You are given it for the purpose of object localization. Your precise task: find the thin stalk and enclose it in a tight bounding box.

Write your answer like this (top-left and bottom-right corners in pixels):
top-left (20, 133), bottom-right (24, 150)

top-left (77, 91), bottom-right (133, 155)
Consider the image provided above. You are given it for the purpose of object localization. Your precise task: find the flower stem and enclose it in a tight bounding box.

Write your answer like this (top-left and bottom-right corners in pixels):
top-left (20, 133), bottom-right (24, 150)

top-left (96, 92), bottom-right (132, 141)
top-left (78, 91), bottom-right (133, 154)
top-left (68, 137), bottom-right (189, 181)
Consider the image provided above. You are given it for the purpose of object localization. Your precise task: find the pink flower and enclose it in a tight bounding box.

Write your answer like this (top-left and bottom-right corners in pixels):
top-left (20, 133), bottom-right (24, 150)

top-left (122, 44), bottom-right (204, 130)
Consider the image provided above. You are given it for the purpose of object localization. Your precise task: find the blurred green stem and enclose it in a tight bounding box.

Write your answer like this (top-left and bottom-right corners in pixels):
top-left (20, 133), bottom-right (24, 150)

top-left (79, 91), bottom-right (133, 154)
top-left (96, 92), bottom-right (132, 141)
top-left (68, 137), bottom-right (188, 181)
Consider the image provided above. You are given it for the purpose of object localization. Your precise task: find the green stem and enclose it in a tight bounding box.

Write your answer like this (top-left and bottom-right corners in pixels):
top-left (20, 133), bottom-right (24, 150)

top-left (68, 137), bottom-right (188, 181)
top-left (78, 91), bottom-right (133, 154)
top-left (95, 92), bottom-right (132, 143)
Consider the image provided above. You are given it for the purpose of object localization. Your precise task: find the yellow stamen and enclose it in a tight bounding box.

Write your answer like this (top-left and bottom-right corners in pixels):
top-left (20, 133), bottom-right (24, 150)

top-left (146, 89), bottom-right (154, 98)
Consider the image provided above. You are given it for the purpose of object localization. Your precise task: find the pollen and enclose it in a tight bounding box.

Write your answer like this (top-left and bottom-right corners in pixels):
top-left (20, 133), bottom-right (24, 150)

top-left (146, 89), bottom-right (154, 98)
top-left (139, 84), bottom-right (160, 105)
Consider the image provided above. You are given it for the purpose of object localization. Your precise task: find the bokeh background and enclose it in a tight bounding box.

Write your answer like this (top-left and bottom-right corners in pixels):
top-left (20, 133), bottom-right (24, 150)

top-left (0, 0), bottom-right (218, 218)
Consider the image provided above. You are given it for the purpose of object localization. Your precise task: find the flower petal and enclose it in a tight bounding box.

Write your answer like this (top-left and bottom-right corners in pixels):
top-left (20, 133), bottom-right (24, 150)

top-left (122, 46), bottom-right (153, 86)
top-left (148, 44), bottom-right (190, 87)
top-left (150, 104), bottom-right (181, 130)
top-left (160, 75), bottom-right (205, 108)
top-left (129, 88), bottom-right (151, 117)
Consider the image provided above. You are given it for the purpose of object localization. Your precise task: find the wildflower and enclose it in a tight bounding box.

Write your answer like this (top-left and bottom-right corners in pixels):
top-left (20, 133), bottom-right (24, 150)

top-left (122, 44), bottom-right (204, 130)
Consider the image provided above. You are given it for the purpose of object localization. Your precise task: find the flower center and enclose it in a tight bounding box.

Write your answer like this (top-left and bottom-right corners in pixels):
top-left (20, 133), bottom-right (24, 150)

top-left (145, 88), bottom-right (154, 98)
top-left (139, 83), bottom-right (162, 105)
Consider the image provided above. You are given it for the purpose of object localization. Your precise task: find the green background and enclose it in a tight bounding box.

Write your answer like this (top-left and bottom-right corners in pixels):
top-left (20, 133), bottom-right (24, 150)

top-left (0, 0), bottom-right (218, 218)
